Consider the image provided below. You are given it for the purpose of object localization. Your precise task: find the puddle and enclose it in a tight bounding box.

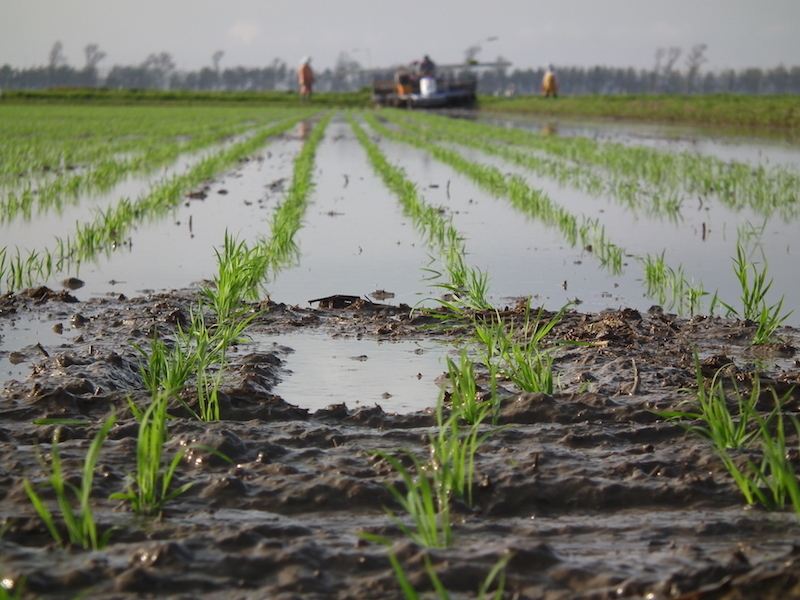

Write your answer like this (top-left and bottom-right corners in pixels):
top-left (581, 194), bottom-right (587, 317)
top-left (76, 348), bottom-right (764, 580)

top-left (0, 312), bottom-right (80, 384)
top-left (251, 330), bottom-right (451, 413)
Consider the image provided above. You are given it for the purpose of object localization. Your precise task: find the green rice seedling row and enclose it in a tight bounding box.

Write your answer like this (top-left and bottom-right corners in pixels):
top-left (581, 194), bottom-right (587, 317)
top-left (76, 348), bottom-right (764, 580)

top-left (1, 104), bottom-right (800, 600)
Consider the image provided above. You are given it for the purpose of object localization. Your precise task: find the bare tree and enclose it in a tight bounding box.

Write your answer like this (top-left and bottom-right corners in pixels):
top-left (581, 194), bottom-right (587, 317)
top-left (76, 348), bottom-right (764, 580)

top-left (659, 47), bottom-right (682, 93)
top-left (84, 44), bottom-right (106, 71)
top-left (662, 47), bottom-right (681, 75)
top-left (48, 41), bottom-right (67, 69)
top-left (651, 48), bottom-right (664, 92)
top-left (212, 50), bottom-right (224, 72)
top-left (141, 52), bottom-right (176, 89)
top-left (684, 43), bottom-right (707, 93)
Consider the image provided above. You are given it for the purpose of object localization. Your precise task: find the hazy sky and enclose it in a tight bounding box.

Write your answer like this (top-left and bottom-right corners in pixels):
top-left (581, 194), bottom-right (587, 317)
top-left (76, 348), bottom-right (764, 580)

top-left (2, 0), bottom-right (799, 74)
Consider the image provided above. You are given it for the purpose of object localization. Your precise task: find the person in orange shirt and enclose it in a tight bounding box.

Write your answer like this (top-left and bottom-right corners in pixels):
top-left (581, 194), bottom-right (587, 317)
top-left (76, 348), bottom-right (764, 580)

top-left (541, 65), bottom-right (558, 98)
top-left (298, 57), bottom-right (315, 103)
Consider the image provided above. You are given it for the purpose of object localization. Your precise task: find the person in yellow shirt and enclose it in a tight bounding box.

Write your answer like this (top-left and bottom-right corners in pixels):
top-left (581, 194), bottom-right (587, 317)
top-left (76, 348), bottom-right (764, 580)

top-left (541, 65), bottom-right (558, 98)
top-left (298, 57), bottom-right (315, 103)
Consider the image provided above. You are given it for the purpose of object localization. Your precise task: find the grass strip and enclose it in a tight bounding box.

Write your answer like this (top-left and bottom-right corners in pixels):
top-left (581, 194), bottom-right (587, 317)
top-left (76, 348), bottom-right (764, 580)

top-left (478, 94), bottom-right (800, 131)
top-left (259, 111), bottom-right (333, 278)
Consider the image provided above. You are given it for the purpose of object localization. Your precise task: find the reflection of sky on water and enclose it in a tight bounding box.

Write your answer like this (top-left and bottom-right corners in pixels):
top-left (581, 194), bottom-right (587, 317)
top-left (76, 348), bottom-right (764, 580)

top-left (2, 112), bottom-right (800, 397)
top-left (0, 312), bottom-right (81, 386)
top-left (478, 113), bottom-right (800, 169)
top-left (248, 330), bottom-right (452, 414)
top-left (383, 117), bottom-right (800, 323)
top-left (0, 135), bottom-right (250, 252)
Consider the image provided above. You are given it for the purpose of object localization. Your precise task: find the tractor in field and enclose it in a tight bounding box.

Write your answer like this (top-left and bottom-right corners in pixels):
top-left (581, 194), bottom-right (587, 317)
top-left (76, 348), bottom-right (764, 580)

top-left (372, 60), bottom-right (509, 109)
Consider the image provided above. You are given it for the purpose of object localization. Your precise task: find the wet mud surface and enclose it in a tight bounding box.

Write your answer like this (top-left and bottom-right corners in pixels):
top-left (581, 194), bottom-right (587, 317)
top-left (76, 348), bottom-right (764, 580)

top-left (2, 288), bottom-right (800, 599)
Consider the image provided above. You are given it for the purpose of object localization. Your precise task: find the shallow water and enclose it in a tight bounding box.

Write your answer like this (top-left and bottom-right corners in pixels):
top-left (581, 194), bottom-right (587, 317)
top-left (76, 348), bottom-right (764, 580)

top-left (253, 330), bottom-right (452, 413)
top-left (478, 112), bottom-right (800, 168)
top-left (2, 111), bottom-right (800, 402)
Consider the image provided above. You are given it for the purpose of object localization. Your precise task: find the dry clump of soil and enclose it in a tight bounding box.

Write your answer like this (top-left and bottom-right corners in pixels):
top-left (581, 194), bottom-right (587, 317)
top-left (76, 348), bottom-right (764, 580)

top-left (1, 288), bottom-right (800, 599)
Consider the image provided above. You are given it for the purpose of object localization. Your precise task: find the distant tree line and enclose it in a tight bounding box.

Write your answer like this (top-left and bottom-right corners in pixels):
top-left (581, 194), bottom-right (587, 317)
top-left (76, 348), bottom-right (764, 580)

top-left (481, 46), bottom-right (800, 96)
top-left (2, 42), bottom-right (799, 96)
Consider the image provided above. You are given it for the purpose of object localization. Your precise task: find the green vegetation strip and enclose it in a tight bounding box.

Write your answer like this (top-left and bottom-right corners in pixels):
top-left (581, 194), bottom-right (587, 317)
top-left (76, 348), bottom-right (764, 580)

top-left (395, 109), bottom-right (800, 221)
top-left (0, 110), bottom-right (316, 292)
top-left (479, 94), bottom-right (800, 130)
top-left (0, 88), bottom-right (372, 107)
top-left (260, 111), bottom-right (333, 278)
top-left (0, 106), bottom-right (296, 222)
top-left (364, 111), bottom-right (627, 275)
top-left (381, 109), bottom-right (794, 325)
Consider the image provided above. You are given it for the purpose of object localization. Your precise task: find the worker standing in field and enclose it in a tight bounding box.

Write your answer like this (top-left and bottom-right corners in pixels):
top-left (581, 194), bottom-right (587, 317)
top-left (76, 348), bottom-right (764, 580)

top-left (542, 65), bottom-right (558, 98)
top-left (419, 55), bottom-right (436, 77)
top-left (298, 57), bottom-right (315, 103)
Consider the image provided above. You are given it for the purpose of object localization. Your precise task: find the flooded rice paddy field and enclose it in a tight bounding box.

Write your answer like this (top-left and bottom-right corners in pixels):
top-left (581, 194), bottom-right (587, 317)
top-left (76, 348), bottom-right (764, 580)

top-left (1, 106), bottom-right (800, 598)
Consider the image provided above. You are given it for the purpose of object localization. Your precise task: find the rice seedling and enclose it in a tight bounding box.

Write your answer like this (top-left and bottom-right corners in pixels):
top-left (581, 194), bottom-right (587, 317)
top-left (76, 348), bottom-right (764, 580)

top-left (23, 417), bottom-right (117, 550)
top-left (135, 298), bottom-right (254, 422)
top-left (718, 242), bottom-right (792, 343)
top-left (111, 392), bottom-right (193, 517)
top-left (429, 402), bottom-right (497, 507)
top-left (640, 252), bottom-right (707, 316)
top-left (133, 331), bottom-right (198, 405)
top-left (725, 242), bottom-right (776, 321)
top-left (359, 538), bottom-right (512, 600)
top-left (653, 352), bottom-right (766, 450)
top-left (441, 349), bottom-right (483, 425)
top-left (372, 450), bottom-right (453, 548)
top-left (653, 354), bottom-right (800, 518)
top-left (195, 359), bottom-right (225, 423)
top-left (427, 261), bottom-right (494, 314)
top-left (474, 301), bottom-right (571, 396)
top-left (367, 378), bottom-right (501, 551)
top-left (717, 389), bottom-right (800, 517)
top-left (200, 232), bottom-right (269, 322)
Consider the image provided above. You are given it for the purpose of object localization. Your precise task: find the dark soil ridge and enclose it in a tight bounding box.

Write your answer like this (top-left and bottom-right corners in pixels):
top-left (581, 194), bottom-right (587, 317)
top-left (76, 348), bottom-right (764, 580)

top-left (1, 287), bottom-right (800, 599)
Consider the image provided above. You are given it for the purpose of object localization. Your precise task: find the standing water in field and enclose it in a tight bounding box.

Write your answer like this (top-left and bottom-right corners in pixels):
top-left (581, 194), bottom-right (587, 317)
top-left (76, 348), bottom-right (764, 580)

top-left (3, 106), bottom-right (800, 600)
top-left (2, 108), bottom-right (800, 400)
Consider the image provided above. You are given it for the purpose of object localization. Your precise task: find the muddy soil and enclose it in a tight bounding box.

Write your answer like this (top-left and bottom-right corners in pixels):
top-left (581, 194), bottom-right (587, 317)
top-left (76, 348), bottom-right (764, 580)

top-left (1, 288), bottom-right (800, 599)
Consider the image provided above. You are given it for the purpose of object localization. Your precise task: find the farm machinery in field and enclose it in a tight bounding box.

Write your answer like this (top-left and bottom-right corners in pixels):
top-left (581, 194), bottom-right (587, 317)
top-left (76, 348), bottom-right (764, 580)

top-left (371, 60), bottom-right (510, 109)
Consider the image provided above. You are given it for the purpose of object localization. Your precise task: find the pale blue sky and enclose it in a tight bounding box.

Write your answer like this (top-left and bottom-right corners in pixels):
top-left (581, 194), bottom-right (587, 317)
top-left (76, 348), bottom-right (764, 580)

top-left (2, 0), bottom-right (798, 73)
